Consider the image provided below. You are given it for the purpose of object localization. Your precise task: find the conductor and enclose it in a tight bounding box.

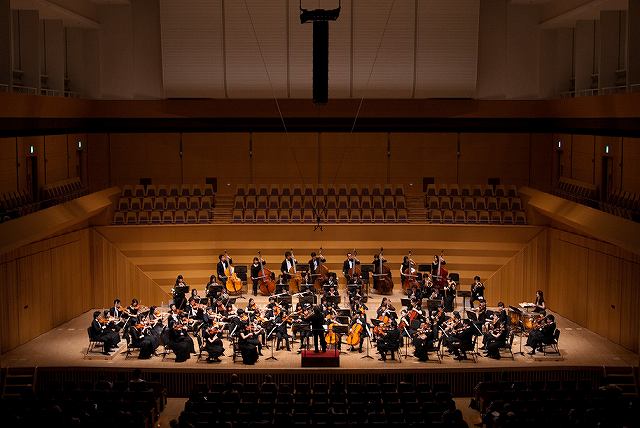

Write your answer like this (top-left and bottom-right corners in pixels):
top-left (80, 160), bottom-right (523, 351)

top-left (305, 304), bottom-right (327, 353)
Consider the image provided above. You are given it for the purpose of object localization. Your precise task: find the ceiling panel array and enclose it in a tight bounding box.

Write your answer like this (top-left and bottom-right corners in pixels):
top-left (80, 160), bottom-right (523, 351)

top-left (159, 0), bottom-right (480, 99)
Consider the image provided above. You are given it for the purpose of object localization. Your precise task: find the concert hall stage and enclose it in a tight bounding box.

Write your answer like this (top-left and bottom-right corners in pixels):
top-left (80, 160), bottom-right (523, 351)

top-left (1, 292), bottom-right (637, 396)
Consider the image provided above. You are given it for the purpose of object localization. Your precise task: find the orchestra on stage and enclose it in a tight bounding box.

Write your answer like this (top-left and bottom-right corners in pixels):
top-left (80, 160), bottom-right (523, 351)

top-left (88, 249), bottom-right (559, 364)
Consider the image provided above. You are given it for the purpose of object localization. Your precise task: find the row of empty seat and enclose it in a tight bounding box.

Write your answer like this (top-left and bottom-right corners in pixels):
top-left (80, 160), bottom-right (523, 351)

top-left (121, 183), bottom-right (215, 198)
top-left (0, 189), bottom-right (38, 222)
top-left (118, 195), bottom-right (215, 212)
top-left (114, 209), bottom-right (212, 224)
top-left (236, 183), bottom-right (405, 197)
top-left (235, 194), bottom-right (406, 211)
top-left (426, 195), bottom-right (522, 211)
top-left (602, 188), bottom-right (640, 222)
top-left (553, 177), bottom-right (599, 208)
top-left (427, 209), bottom-right (527, 224)
top-left (232, 208), bottom-right (408, 223)
top-left (426, 183), bottom-right (518, 198)
top-left (41, 177), bottom-right (87, 204)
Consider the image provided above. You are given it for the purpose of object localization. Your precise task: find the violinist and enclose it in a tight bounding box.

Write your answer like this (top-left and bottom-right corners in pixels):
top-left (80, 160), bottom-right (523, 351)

top-left (526, 314), bottom-right (556, 355)
top-left (250, 256), bottom-right (267, 296)
top-left (173, 275), bottom-right (189, 310)
top-left (443, 312), bottom-right (473, 360)
top-left (474, 301), bottom-right (489, 326)
top-left (324, 284), bottom-right (339, 299)
top-left (483, 321), bottom-right (508, 360)
top-left (90, 311), bottom-right (120, 355)
top-left (125, 298), bottom-right (144, 322)
top-left (496, 302), bottom-right (509, 326)
top-left (217, 253), bottom-right (232, 285)
top-left (431, 305), bottom-right (446, 329)
top-left (427, 287), bottom-right (441, 301)
top-left (273, 310), bottom-right (292, 351)
top-left (295, 304), bottom-right (312, 353)
top-left (246, 297), bottom-right (261, 318)
top-left (107, 299), bottom-right (125, 331)
top-left (376, 319), bottom-right (401, 361)
top-left (167, 303), bottom-right (182, 329)
top-left (168, 313), bottom-right (196, 363)
top-left (308, 251), bottom-right (326, 277)
top-left (376, 297), bottom-right (396, 318)
top-left (342, 252), bottom-right (359, 283)
top-left (129, 309), bottom-right (161, 359)
top-left (471, 275), bottom-right (485, 308)
top-left (280, 251), bottom-right (297, 281)
top-left (443, 276), bottom-right (457, 312)
top-left (413, 320), bottom-right (435, 362)
top-left (239, 323), bottom-right (261, 364)
top-left (202, 323), bottom-right (225, 363)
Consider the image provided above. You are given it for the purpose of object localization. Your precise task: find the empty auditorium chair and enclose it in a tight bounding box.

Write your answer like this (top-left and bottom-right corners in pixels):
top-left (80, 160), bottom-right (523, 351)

top-left (451, 197), bottom-right (463, 210)
top-left (245, 195), bottom-right (257, 211)
top-left (113, 211), bottom-right (125, 224)
top-left (361, 209), bottom-right (372, 222)
top-left (203, 184), bottom-right (214, 196)
top-left (130, 198), bottom-right (142, 211)
top-left (291, 209), bottom-right (302, 222)
top-left (471, 184), bottom-right (483, 197)
top-left (121, 185), bottom-right (133, 197)
top-left (507, 184), bottom-right (518, 197)
top-left (361, 196), bottom-right (372, 210)
top-left (371, 184), bottom-right (382, 196)
top-left (244, 209), bottom-right (255, 223)
top-left (138, 211), bottom-right (150, 224)
top-left (257, 195), bottom-right (268, 209)
top-left (461, 184), bottom-right (472, 197)
top-left (440, 196), bottom-right (452, 211)
top-left (495, 185), bottom-right (507, 197)
top-left (142, 197), bottom-right (153, 211)
top-left (186, 210), bottom-right (198, 224)
top-left (150, 211), bottom-right (162, 223)
top-left (384, 209), bottom-right (396, 222)
top-left (454, 210), bottom-right (466, 223)
top-left (338, 184), bottom-right (348, 196)
top-left (350, 209), bottom-right (361, 222)
top-left (133, 184), bottom-right (145, 198)
top-left (146, 185), bottom-right (157, 198)
top-left (511, 197), bottom-right (522, 211)
top-left (174, 210), bottom-right (186, 223)
top-left (395, 196), bottom-right (406, 210)
top-left (247, 184), bottom-right (257, 196)
top-left (198, 210), bottom-right (210, 223)
top-left (383, 195), bottom-right (395, 209)
top-left (168, 184), bottom-right (179, 197)
top-left (426, 196), bottom-right (439, 210)
top-left (360, 185), bottom-right (370, 197)
top-left (177, 196), bottom-right (189, 210)
top-left (478, 210), bottom-right (490, 223)
top-left (372, 195), bottom-right (383, 209)
top-left (475, 196), bottom-right (487, 211)
top-left (236, 184), bottom-right (246, 196)
top-left (466, 210), bottom-right (478, 223)
top-left (426, 183), bottom-right (437, 197)
top-left (162, 211), bottom-right (173, 223)
top-left (118, 197), bottom-right (130, 211)
top-left (292, 195), bottom-right (303, 209)
top-left (200, 196), bottom-right (214, 210)
top-left (349, 196), bottom-right (361, 211)
top-left (449, 184), bottom-right (460, 197)
top-left (267, 209), bottom-right (279, 223)
top-left (292, 184), bottom-right (303, 196)
top-left (315, 198), bottom-right (326, 212)
top-left (337, 195), bottom-right (348, 210)
top-left (338, 209), bottom-right (349, 223)
top-left (515, 210), bottom-right (527, 224)
top-left (483, 185), bottom-right (495, 197)
top-left (257, 185), bottom-right (269, 197)
top-left (326, 209), bottom-right (337, 223)
top-left (373, 209), bottom-right (384, 223)
top-left (394, 185), bottom-right (404, 196)
top-left (463, 197), bottom-right (475, 210)
top-left (315, 184), bottom-right (325, 197)
top-left (442, 209), bottom-right (454, 223)
top-left (303, 185), bottom-right (314, 197)
top-left (397, 208), bottom-right (408, 222)
top-left (191, 184), bottom-right (203, 197)
top-left (254, 208), bottom-right (266, 222)
top-left (499, 197), bottom-right (511, 211)
top-left (279, 209), bottom-right (291, 223)
top-left (436, 184), bottom-right (447, 196)
top-left (487, 197), bottom-right (498, 211)
top-left (165, 196), bottom-right (177, 211)
top-left (268, 195), bottom-right (279, 211)
top-left (428, 209), bottom-right (442, 223)
top-left (280, 196), bottom-right (291, 210)
top-left (349, 185), bottom-right (359, 196)
top-left (152, 197), bottom-right (165, 211)
top-left (280, 186), bottom-right (290, 197)
top-left (502, 210), bottom-right (514, 224)
top-left (125, 211), bottom-right (138, 224)
top-left (326, 196), bottom-right (337, 210)
top-left (490, 211), bottom-right (502, 224)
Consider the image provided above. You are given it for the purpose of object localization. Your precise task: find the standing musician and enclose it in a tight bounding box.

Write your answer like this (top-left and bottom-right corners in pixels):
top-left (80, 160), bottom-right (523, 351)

top-left (533, 290), bottom-right (546, 314)
top-left (239, 323), bottom-right (261, 365)
top-left (342, 251), bottom-right (359, 283)
top-left (295, 304), bottom-right (312, 353)
top-left (217, 253), bottom-right (233, 285)
top-left (413, 320), bottom-right (435, 362)
top-left (308, 251), bottom-right (326, 277)
top-left (172, 275), bottom-right (189, 310)
top-left (376, 319), bottom-right (401, 361)
top-left (250, 256), bottom-right (267, 296)
top-left (202, 323), bottom-right (225, 363)
top-left (90, 311), bottom-right (120, 355)
top-left (432, 253), bottom-right (447, 286)
top-left (526, 314), bottom-right (556, 355)
top-left (443, 276), bottom-right (457, 312)
top-left (400, 255), bottom-right (417, 284)
top-left (496, 302), bottom-right (509, 326)
top-left (471, 275), bottom-right (485, 308)
top-left (304, 304), bottom-right (327, 353)
top-left (280, 251), bottom-right (297, 281)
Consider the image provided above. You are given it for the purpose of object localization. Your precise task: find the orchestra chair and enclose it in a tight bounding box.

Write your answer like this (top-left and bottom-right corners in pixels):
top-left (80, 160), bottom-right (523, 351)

top-left (498, 330), bottom-right (515, 360)
top-left (541, 330), bottom-right (561, 356)
top-left (113, 211), bottom-right (125, 225)
top-left (231, 337), bottom-right (243, 363)
top-left (85, 327), bottom-right (105, 356)
top-left (195, 330), bottom-right (205, 362)
top-left (160, 342), bottom-right (175, 361)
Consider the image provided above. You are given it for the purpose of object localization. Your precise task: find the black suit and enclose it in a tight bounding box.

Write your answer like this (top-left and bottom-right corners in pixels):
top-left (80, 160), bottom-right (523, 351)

top-left (308, 256), bottom-right (325, 276)
top-left (250, 262), bottom-right (266, 295)
top-left (305, 307), bottom-right (326, 352)
top-left (280, 258), bottom-right (297, 280)
top-left (217, 258), bottom-right (232, 282)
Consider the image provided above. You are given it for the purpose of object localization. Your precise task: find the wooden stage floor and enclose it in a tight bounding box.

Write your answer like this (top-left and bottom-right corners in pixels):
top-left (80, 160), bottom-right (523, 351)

top-left (2, 292), bottom-right (638, 373)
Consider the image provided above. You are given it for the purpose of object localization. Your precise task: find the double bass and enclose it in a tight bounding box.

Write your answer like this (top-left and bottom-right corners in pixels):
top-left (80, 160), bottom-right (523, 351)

top-left (312, 247), bottom-right (330, 294)
top-left (288, 249), bottom-right (302, 293)
top-left (347, 249), bottom-right (362, 283)
top-left (401, 250), bottom-right (420, 292)
top-left (373, 248), bottom-right (394, 295)
top-left (256, 251), bottom-right (276, 296)
top-left (432, 250), bottom-right (448, 290)
top-left (223, 251), bottom-right (243, 294)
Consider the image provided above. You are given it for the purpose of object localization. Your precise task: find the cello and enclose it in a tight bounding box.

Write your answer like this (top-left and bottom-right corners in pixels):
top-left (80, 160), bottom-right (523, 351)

top-left (373, 248), bottom-right (394, 295)
top-left (256, 251), bottom-right (276, 296)
top-left (312, 247), bottom-right (329, 294)
top-left (288, 249), bottom-right (302, 293)
top-left (223, 251), bottom-right (243, 294)
top-left (401, 250), bottom-right (420, 292)
top-left (346, 316), bottom-right (363, 347)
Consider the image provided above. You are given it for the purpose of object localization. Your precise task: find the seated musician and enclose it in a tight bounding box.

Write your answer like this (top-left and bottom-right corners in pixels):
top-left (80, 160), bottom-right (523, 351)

top-left (90, 311), bottom-right (120, 355)
top-left (407, 285), bottom-right (422, 301)
top-left (308, 251), bottom-right (326, 277)
top-left (202, 323), bottom-right (225, 363)
top-left (206, 274), bottom-right (221, 302)
top-left (173, 275), bottom-right (189, 310)
top-left (431, 305), bottom-right (446, 328)
top-left (348, 310), bottom-right (367, 353)
top-left (413, 320), bottom-right (435, 362)
top-left (474, 301), bottom-right (488, 325)
top-left (471, 275), bottom-right (485, 308)
top-left (443, 311), bottom-right (472, 360)
top-left (325, 285), bottom-right (339, 299)
top-left (427, 287), bottom-right (441, 301)
top-left (300, 271), bottom-right (313, 293)
top-left (496, 302), bottom-right (509, 326)
top-left (167, 303), bottom-right (181, 329)
top-left (350, 295), bottom-right (368, 314)
top-left (107, 299), bottom-right (125, 331)
top-left (250, 256), bottom-right (267, 296)
top-left (342, 252), bottom-right (359, 283)
top-left (533, 290), bottom-right (546, 314)
top-left (526, 314), bottom-right (556, 355)
top-left (377, 319), bottom-right (401, 361)
top-left (280, 251), bottom-right (297, 281)
top-left (483, 322), bottom-right (508, 360)
top-left (128, 313), bottom-right (160, 360)
top-left (186, 297), bottom-right (208, 332)
top-left (376, 297), bottom-right (396, 318)
top-left (246, 297), bottom-right (261, 317)
top-left (126, 298), bottom-right (142, 322)
top-left (217, 253), bottom-right (232, 285)
top-left (274, 310), bottom-right (291, 351)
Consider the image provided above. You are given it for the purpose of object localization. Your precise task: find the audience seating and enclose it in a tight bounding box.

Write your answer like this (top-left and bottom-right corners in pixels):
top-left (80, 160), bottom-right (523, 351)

top-left (114, 184), bottom-right (215, 224)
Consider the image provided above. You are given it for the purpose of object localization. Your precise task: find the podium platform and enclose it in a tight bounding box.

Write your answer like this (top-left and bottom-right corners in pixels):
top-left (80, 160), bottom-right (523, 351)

top-left (300, 349), bottom-right (340, 367)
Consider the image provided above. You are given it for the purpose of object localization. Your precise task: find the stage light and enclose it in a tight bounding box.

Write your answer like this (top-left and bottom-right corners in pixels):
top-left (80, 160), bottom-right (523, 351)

top-left (605, 145), bottom-right (610, 154)
top-left (77, 140), bottom-right (83, 150)
top-left (29, 145), bottom-right (35, 155)
top-left (557, 141), bottom-right (562, 149)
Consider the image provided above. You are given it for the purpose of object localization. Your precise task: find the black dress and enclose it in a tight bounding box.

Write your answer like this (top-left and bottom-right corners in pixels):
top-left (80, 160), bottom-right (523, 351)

top-left (239, 330), bottom-right (260, 364)
top-left (166, 326), bottom-right (195, 362)
top-left (202, 328), bottom-right (225, 360)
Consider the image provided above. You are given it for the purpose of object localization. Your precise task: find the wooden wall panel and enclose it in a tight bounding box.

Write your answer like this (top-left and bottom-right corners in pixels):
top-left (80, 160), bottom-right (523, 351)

top-left (0, 137), bottom-right (17, 193)
top-left (389, 133), bottom-right (458, 185)
top-left (458, 133), bottom-right (530, 185)
top-left (87, 133), bottom-right (110, 192)
top-left (622, 137), bottom-right (640, 193)
top-left (529, 133), bottom-right (553, 193)
top-left (252, 133), bottom-right (318, 185)
top-left (0, 260), bottom-right (19, 352)
top-left (44, 135), bottom-right (69, 184)
top-left (319, 133), bottom-right (387, 185)
top-left (571, 134), bottom-right (595, 184)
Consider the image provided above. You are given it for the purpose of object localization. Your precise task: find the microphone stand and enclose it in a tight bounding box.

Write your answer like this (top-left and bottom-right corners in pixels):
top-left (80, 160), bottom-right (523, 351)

top-left (265, 323), bottom-right (280, 361)
top-left (361, 323), bottom-right (374, 360)
top-left (402, 325), bottom-right (412, 359)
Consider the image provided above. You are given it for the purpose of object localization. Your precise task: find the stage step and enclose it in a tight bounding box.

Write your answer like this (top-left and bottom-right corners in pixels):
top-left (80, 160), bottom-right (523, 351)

top-left (212, 195), bottom-right (234, 223)
top-left (1, 367), bottom-right (37, 399)
top-left (603, 366), bottom-right (639, 396)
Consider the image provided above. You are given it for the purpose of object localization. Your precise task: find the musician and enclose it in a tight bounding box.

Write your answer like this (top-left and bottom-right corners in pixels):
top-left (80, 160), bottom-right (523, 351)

top-left (526, 314), bottom-right (556, 355)
top-left (431, 305), bottom-right (446, 328)
top-left (167, 303), bottom-right (181, 329)
top-left (400, 255), bottom-right (417, 284)
top-left (107, 299), bottom-right (125, 331)
top-left (474, 301), bottom-right (489, 325)
top-left (443, 276), bottom-right (457, 312)
top-left (128, 313), bottom-right (160, 360)
top-left (126, 298), bottom-right (143, 322)
top-left (308, 251), bottom-right (326, 277)
top-left (202, 324), bottom-right (225, 363)
top-left (427, 287), bottom-right (440, 301)
top-left (377, 319), bottom-right (401, 361)
top-left (377, 297), bottom-right (396, 318)
top-left (372, 253), bottom-right (387, 266)
top-left (300, 270), bottom-right (313, 293)
top-left (533, 290), bottom-right (546, 314)
top-left (432, 254), bottom-right (446, 279)
top-left (496, 302), bottom-right (509, 326)
top-left (342, 252), bottom-right (359, 283)
top-left (280, 251), bottom-right (297, 282)
top-left (304, 304), bottom-right (327, 353)
top-left (446, 315), bottom-right (474, 361)
top-left (273, 311), bottom-right (291, 351)
top-left (217, 253), bottom-right (232, 285)
top-left (206, 274), bottom-right (221, 303)
top-left (483, 322), bottom-right (508, 360)
top-left (296, 304), bottom-right (312, 353)
top-left (239, 324), bottom-right (261, 365)
top-left (250, 256), bottom-right (267, 296)
top-left (90, 311), bottom-right (120, 355)
top-left (173, 275), bottom-right (189, 310)
top-left (325, 285), bottom-right (339, 298)
top-left (470, 275), bottom-right (485, 308)
top-left (413, 320), bottom-right (435, 362)
top-left (407, 285), bottom-right (423, 301)
top-left (347, 310), bottom-right (367, 353)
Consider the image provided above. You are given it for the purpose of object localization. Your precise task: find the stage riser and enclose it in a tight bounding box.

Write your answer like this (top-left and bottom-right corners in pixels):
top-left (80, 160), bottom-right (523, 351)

top-left (35, 366), bottom-right (603, 398)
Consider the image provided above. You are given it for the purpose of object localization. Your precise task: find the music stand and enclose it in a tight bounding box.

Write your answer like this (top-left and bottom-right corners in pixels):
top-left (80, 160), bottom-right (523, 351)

top-left (276, 294), bottom-right (292, 308)
top-left (326, 295), bottom-right (341, 307)
top-left (466, 311), bottom-right (478, 322)
top-left (332, 324), bottom-right (349, 354)
top-left (299, 294), bottom-right (316, 306)
top-left (337, 309), bottom-right (351, 317)
top-left (509, 306), bottom-right (526, 356)
top-left (361, 323), bottom-right (374, 359)
top-left (361, 264), bottom-right (374, 297)
top-left (457, 290), bottom-right (471, 315)
top-left (401, 298), bottom-right (411, 308)
top-left (427, 299), bottom-right (443, 313)
top-left (296, 323), bottom-right (311, 353)
top-left (417, 264), bottom-right (431, 273)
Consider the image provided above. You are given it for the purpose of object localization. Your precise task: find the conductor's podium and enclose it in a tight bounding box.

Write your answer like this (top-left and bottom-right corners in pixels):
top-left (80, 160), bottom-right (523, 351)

top-left (300, 349), bottom-right (340, 367)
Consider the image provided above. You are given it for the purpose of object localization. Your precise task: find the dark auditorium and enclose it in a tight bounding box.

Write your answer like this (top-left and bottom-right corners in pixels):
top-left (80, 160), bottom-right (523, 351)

top-left (1, 0), bottom-right (639, 427)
